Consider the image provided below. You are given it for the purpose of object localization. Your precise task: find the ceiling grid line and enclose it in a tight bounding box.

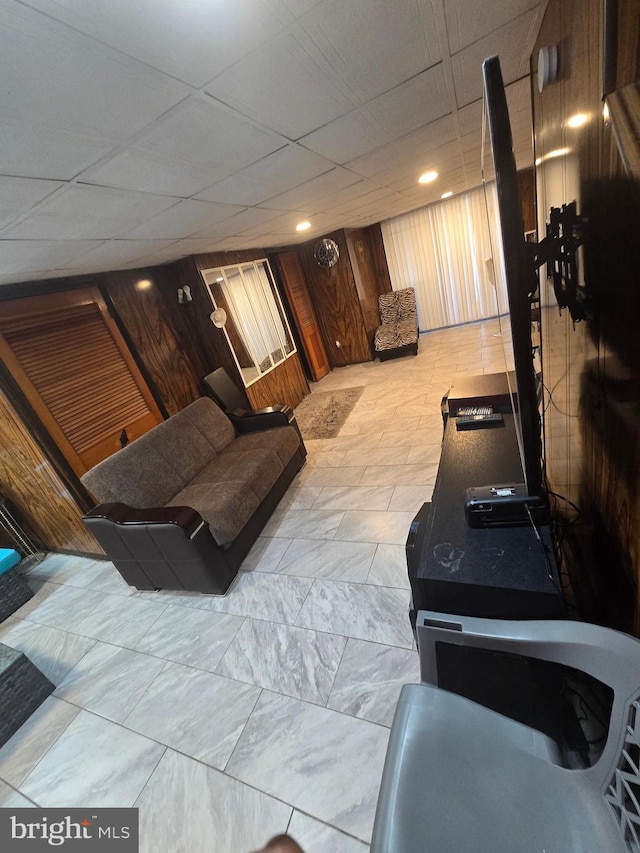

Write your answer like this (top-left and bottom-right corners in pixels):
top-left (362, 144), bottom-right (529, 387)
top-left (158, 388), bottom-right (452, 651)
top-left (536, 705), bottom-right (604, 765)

top-left (0, 0), bottom-right (544, 283)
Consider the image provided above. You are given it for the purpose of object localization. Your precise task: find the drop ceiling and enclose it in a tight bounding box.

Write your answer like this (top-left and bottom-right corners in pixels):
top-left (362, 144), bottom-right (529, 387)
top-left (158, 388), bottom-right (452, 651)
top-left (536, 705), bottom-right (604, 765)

top-left (0, 0), bottom-right (547, 286)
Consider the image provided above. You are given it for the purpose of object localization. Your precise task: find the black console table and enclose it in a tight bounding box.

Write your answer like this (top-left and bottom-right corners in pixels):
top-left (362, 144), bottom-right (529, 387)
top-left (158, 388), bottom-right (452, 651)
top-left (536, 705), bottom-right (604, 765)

top-left (407, 411), bottom-right (562, 624)
top-left (406, 375), bottom-right (567, 744)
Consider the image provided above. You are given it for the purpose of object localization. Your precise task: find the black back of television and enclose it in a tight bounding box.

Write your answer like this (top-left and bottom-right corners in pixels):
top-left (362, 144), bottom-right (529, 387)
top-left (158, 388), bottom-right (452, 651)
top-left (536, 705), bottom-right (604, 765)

top-left (482, 55), bottom-right (543, 497)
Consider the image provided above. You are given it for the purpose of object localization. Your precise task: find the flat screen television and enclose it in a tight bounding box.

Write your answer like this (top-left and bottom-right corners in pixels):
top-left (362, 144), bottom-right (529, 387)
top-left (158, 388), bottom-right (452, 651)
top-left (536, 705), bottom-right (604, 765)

top-left (481, 54), bottom-right (545, 502)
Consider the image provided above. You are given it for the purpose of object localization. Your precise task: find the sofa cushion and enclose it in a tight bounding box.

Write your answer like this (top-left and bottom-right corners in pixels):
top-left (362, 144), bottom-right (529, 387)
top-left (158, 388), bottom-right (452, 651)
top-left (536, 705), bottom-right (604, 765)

top-left (191, 447), bottom-right (283, 503)
top-left (378, 291), bottom-right (402, 324)
top-left (374, 317), bottom-right (419, 351)
top-left (166, 481), bottom-right (260, 546)
top-left (82, 445), bottom-right (184, 508)
top-left (231, 426), bottom-right (301, 467)
top-left (178, 397), bottom-right (235, 454)
top-left (81, 397), bottom-right (235, 507)
top-left (148, 406), bottom-right (229, 486)
top-left (378, 288), bottom-right (418, 324)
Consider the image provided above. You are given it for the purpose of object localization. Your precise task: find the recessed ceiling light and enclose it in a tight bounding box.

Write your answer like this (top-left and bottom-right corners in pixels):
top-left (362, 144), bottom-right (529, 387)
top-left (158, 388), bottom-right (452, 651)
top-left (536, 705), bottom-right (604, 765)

top-left (418, 170), bottom-right (438, 184)
top-left (136, 279), bottom-right (152, 290)
top-left (567, 113), bottom-right (589, 128)
top-left (215, 277), bottom-right (223, 283)
top-left (441, 191), bottom-right (453, 199)
top-left (296, 221), bottom-right (311, 231)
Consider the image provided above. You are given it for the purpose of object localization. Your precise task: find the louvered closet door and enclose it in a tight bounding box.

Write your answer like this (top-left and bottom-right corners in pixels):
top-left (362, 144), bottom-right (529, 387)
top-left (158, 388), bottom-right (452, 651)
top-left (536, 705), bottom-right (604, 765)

top-left (0, 290), bottom-right (163, 477)
top-left (276, 251), bottom-right (330, 382)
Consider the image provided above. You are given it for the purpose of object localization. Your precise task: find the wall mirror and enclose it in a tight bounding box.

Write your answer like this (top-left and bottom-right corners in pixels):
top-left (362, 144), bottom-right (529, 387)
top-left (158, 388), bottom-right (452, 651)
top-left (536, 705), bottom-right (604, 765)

top-left (201, 260), bottom-right (296, 387)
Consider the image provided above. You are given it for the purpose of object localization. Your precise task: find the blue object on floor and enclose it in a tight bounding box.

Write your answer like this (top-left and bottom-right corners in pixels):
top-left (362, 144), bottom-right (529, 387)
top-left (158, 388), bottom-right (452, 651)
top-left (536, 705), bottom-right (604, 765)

top-left (0, 549), bottom-right (20, 576)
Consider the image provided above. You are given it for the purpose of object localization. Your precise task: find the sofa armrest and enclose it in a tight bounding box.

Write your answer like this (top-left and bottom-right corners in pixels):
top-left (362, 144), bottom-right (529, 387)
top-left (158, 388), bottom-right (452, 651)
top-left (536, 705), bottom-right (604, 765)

top-left (83, 502), bottom-right (204, 537)
top-left (228, 407), bottom-right (293, 433)
top-left (81, 502), bottom-right (237, 594)
top-left (232, 404), bottom-right (289, 417)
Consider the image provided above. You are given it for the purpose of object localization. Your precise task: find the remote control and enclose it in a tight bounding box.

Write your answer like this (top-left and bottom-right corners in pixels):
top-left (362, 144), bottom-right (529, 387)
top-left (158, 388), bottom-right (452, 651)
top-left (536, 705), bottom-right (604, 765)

top-left (456, 405), bottom-right (494, 416)
top-left (456, 413), bottom-right (504, 430)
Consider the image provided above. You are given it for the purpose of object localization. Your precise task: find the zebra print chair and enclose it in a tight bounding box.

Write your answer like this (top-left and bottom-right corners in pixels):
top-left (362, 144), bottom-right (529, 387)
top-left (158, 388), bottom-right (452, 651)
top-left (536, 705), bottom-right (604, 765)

top-left (374, 287), bottom-right (419, 361)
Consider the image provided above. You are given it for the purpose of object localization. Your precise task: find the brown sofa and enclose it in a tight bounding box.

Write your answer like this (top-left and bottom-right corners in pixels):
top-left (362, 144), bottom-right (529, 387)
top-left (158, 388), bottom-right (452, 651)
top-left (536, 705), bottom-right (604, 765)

top-left (81, 397), bottom-right (306, 595)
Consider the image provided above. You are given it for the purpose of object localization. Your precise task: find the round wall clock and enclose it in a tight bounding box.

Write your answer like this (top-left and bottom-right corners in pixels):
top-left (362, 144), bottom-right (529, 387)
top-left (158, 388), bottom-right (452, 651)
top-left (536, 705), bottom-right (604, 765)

top-left (314, 238), bottom-right (340, 268)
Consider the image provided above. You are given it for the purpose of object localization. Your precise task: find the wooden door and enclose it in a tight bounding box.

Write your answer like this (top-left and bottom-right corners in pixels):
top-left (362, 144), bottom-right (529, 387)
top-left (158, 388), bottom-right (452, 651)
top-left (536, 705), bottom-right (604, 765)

top-left (0, 288), bottom-right (164, 477)
top-left (276, 251), bottom-right (330, 382)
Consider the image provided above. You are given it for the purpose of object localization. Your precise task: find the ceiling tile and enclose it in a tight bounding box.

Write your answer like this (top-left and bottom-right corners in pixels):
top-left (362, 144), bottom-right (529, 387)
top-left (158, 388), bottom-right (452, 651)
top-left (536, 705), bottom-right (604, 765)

top-left (59, 239), bottom-right (180, 271)
top-left (205, 30), bottom-right (358, 139)
top-left (78, 150), bottom-right (226, 198)
top-left (135, 96), bottom-right (287, 172)
top-left (300, 64), bottom-right (450, 163)
top-left (0, 118), bottom-right (120, 181)
top-left (123, 200), bottom-right (245, 240)
top-left (345, 115), bottom-right (457, 178)
top-left (451, 10), bottom-right (542, 107)
top-left (325, 189), bottom-right (406, 218)
top-left (265, 212), bottom-right (338, 239)
top-left (300, 0), bottom-right (442, 100)
top-left (263, 168), bottom-right (364, 211)
top-left (399, 165), bottom-right (468, 198)
top-left (384, 157), bottom-right (464, 194)
top-left (0, 0), bottom-right (545, 284)
top-left (193, 175), bottom-right (267, 208)
top-left (196, 145), bottom-right (335, 206)
top-left (0, 3), bottom-right (189, 140)
top-left (305, 179), bottom-right (383, 214)
top-left (457, 77), bottom-right (533, 168)
top-left (456, 100), bottom-right (483, 136)
top-left (0, 240), bottom-right (104, 274)
top-left (0, 177), bottom-right (64, 229)
top-left (445, 0), bottom-right (541, 54)
top-left (1, 185), bottom-right (178, 240)
top-left (23, 0), bottom-right (291, 87)
top-left (201, 236), bottom-right (257, 252)
top-left (212, 207), bottom-right (287, 236)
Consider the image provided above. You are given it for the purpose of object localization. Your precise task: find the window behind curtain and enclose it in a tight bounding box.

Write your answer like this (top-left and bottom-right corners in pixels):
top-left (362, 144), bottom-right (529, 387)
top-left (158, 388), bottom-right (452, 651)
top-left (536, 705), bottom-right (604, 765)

top-left (202, 260), bottom-right (296, 387)
top-left (381, 183), bottom-right (509, 331)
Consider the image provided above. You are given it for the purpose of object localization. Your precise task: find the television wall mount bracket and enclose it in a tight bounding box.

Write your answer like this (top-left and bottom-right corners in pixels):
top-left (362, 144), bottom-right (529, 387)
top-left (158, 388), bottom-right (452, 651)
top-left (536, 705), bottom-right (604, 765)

top-left (525, 201), bottom-right (590, 323)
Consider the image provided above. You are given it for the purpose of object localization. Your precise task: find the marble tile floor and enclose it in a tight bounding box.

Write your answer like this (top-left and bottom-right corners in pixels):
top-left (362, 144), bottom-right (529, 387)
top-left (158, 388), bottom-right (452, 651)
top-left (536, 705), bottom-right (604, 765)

top-left (0, 319), bottom-right (512, 852)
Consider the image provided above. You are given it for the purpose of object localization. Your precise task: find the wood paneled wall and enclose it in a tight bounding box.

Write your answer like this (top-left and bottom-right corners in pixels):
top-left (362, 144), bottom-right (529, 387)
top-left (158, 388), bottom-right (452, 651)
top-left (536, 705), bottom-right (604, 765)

top-left (297, 230), bottom-right (373, 367)
top-left (534, 0), bottom-right (640, 633)
top-left (0, 388), bottom-right (103, 555)
top-left (102, 267), bottom-right (203, 416)
top-left (245, 355), bottom-right (309, 410)
top-left (345, 225), bottom-right (392, 347)
top-left (517, 168), bottom-right (536, 233)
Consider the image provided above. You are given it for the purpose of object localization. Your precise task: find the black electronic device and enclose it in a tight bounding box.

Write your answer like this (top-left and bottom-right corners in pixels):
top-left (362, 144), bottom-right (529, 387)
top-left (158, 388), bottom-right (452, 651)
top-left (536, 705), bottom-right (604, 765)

top-left (479, 56), bottom-right (588, 527)
top-left (456, 406), bottom-right (494, 416)
top-left (464, 484), bottom-right (550, 527)
top-left (456, 412), bottom-right (504, 430)
top-left (482, 55), bottom-right (544, 502)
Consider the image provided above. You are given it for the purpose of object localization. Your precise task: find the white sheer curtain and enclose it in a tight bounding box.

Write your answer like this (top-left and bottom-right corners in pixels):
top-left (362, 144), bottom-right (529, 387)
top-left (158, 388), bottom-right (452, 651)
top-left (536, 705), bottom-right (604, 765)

top-left (219, 268), bottom-right (269, 366)
top-left (239, 264), bottom-right (286, 360)
top-left (217, 262), bottom-right (290, 370)
top-left (381, 183), bottom-right (508, 331)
